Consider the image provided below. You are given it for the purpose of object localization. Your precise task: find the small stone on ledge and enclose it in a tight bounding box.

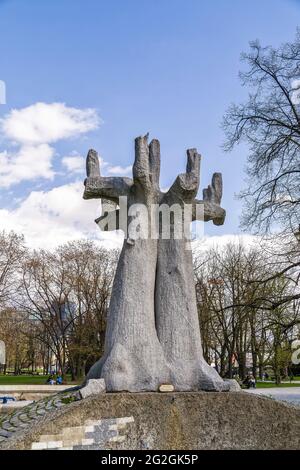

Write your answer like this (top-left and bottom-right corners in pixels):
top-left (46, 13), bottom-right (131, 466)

top-left (79, 379), bottom-right (106, 399)
top-left (159, 384), bottom-right (174, 393)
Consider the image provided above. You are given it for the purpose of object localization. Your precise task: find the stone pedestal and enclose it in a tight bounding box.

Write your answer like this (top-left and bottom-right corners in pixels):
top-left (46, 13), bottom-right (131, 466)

top-left (2, 391), bottom-right (300, 450)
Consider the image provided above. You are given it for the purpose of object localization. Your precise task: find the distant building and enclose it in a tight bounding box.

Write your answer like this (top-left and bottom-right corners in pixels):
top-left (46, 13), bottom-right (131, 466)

top-left (50, 300), bottom-right (76, 325)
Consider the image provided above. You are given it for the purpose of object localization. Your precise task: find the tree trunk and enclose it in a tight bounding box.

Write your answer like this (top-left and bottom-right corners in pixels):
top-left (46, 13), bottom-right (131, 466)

top-left (156, 239), bottom-right (227, 390)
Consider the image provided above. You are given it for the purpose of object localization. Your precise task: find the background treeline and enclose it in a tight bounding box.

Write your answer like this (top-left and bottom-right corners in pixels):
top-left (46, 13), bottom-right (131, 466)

top-left (0, 230), bottom-right (299, 383)
top-left (0, 231), bottom-right (117, 381)
top-left (194, 236), bottom-right (300, 383)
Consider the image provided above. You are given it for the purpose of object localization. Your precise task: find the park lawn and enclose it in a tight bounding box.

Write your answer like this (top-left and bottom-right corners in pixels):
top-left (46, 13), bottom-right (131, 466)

top-left (256, 382), bottom-right (300, 388)
top-left (1, 375), bottom-right (299, 388)
top-left (0, 374), bottom-right (79, 385)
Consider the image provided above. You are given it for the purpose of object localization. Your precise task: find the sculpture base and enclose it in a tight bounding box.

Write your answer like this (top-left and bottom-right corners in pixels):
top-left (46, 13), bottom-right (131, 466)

top-left (2, 391), bottom-right (300, 450)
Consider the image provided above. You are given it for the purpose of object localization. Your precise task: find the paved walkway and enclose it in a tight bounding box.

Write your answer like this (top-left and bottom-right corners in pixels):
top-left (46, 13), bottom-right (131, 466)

top-left (0, 384), bottom-right (75, 401)
top-left (0, 388), bottom-right (79, 444)
top-left (0, 385), bottom-right (74, 392)
top-left (246, 387), bottom-right (300, 406)
top-left (0, 400), bottom-right (33, 414)
top-left (262, 380), bottom-right (300, 384)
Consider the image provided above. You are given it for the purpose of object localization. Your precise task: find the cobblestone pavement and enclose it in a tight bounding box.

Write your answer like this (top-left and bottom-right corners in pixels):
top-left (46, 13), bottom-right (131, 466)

top-left (0, 390), bottom-right (79, 445)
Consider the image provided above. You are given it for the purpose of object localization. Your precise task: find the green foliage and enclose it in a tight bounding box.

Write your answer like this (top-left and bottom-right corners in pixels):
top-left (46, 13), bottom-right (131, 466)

top-left (0, 374), bottom-right (79, 385)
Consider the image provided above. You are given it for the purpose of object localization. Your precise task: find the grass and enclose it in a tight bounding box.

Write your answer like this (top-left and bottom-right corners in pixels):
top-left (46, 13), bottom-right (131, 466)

top-left (0, 375), bottom-right (299, 388)
top-left (0, 374), bottom-right (80, 386)
top-left (256, 382), bottom-right (300, 388)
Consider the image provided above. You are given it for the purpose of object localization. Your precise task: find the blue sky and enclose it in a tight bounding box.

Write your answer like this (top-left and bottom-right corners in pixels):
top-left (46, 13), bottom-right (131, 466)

top-left (0, 0), bottom-right (299, 248)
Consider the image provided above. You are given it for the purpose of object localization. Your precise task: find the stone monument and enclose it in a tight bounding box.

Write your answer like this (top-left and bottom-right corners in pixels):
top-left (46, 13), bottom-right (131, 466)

top-left (83, 134), bottom-right (229, 392)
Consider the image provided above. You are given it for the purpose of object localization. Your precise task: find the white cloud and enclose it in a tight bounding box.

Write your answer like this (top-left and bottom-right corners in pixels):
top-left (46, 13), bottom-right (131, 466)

top-left (0, 144), bottom-right (54, 187)
top-left (106, 164), bottom-right (132, 176)
top-left (161, 186), bottom-right (170, 193)
top-left (0, 182), bottom-right (123, 250)
top-left (61, 154), bottom-right (132, 177)
top-left (1, 102), bottom-right (99, 145)
top-left (0, 102), bottom-right (99, 187)
top-left (192, 233), bottom-right (258, 254)
top-left (62, 154), bottom-right (85, 174)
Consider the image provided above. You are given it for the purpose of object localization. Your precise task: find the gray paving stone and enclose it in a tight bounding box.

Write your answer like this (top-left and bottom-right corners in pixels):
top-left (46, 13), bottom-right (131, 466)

top-left (1, 422), bottom-right (17, 433)
top-left (10, 417), bottom-right (22, 426)
top-left (18, 414), bottom-right (32, 423)
top-left (0, 429), bottom-right (12, 438)
top-left (53, 401), bottom-right (64, 408)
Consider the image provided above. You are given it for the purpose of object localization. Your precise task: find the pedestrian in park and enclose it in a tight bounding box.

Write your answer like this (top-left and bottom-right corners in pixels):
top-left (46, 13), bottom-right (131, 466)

top-left (249, 375), bottom-right (256, 388)
top-left (56, 374), bottom-right (62, 385)
top-left (46, 374), bottom-right (55, 385)
top-left (242, 375), bottom-right (249, 388)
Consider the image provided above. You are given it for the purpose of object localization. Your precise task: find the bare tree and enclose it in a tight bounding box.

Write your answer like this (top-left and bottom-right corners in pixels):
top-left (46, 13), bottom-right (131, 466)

top-left (194, 240), bottom-right (300, 381)
top-left (0, 231), bottom-right (25, 307)
top-left (18, 240), bottom-right (117, 380)
top-left (223, 31), bottom-right (300, 233)
top-left (0, 307), bottom-right (41, 374)
top-left (56, 241), bottom-right (117, 380)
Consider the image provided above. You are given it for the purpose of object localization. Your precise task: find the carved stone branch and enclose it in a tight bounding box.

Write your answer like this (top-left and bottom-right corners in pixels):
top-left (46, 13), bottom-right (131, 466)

top-left (166, 149), bottom-right (201, 202)
top-left (83, 149), bottom-right (133, 203)
top-left (149, 138), bottom-right (161, 190)
top-left (86, 149), bottom-right (100, 178)
top-left (192, 173), bottom-right (226, 225)
top-left (203, 172), bottom-right (223, 205)
top-left (133, 134), bottom-right (161, 200)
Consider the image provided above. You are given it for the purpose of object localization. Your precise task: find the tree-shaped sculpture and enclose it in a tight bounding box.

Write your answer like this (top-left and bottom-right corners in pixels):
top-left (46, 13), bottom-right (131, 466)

top-left (83, 134), bottom-right (229, 392)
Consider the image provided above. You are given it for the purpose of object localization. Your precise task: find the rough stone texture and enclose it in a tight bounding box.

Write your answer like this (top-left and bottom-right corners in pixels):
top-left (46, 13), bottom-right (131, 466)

top-left (225, 379), bottom-right (241, 392)
top-left (83, 135), bottom-right (228, 392)
top-left (79, 379), bottom-right (106, 399)
top-left (1, 392), bottom-right (300, 450)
